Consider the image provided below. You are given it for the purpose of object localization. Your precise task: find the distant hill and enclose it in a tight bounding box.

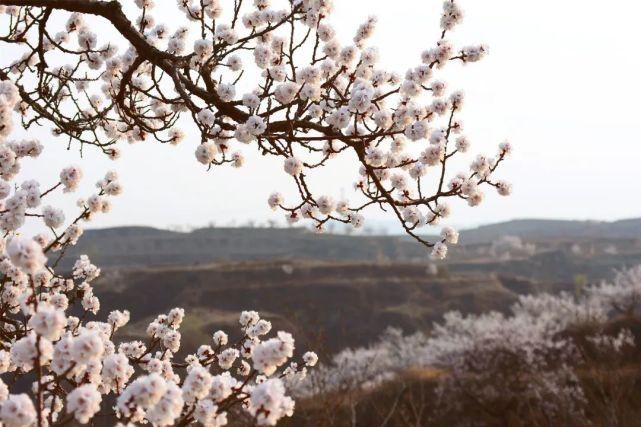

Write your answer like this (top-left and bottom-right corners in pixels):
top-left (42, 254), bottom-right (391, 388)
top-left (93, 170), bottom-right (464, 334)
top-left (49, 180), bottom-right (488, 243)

top-left (95, 261), bottom-right (536, 353)
top-left (69, 219), bottom-right (641, 353)
top-left (62, 226), bottom-right (425, 269)
top-left (61, 218), bottom-right (641, 271)
top-left (459, 218), bottom-right (641, 243)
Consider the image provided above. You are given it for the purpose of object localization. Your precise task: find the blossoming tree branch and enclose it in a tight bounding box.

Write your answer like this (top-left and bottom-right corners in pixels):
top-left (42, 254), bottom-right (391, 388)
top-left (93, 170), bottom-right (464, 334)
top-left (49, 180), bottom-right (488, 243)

top-left (1, 0), bottom-right (510, 256)
top-left (0, 0), bottom-right (510, 425)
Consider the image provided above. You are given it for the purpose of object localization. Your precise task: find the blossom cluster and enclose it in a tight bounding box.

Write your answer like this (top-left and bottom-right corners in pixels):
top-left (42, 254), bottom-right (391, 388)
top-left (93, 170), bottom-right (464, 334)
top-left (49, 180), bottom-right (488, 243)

top-left (0, 0), bottom-right (511, 254)
top-left (0, 81), bottom-right (316, 426)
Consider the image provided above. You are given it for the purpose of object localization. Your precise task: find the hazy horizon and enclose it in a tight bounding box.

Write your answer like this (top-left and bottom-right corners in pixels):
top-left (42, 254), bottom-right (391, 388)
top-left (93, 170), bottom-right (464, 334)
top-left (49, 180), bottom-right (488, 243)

top-left (77, 215), bottom-right (641, 237)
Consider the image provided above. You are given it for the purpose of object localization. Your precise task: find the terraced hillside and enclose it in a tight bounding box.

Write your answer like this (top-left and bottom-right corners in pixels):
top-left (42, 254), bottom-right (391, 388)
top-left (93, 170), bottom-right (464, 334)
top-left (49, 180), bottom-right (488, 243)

top-left (70, 219), bottom-right (641, 353)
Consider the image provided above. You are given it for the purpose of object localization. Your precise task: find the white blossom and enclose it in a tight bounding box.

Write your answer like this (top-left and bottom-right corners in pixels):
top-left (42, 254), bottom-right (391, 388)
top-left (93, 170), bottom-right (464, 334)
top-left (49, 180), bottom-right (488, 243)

top-left (0, 394), bottom-right (36, 427)
top-left (431, 242), bottom-right (448, 260)
top-left (29, 304), bottom-right (67, 341)
top-left (67, 384), bottom-right (101, 424)
top-left (7, 238), bottom-right (46, 274)
top-left (283, 157), bottom-right (303, 176)
top-left (59, 165), bottom-right (83, 192)
top-left (247, 379), bottom-right (294, 425)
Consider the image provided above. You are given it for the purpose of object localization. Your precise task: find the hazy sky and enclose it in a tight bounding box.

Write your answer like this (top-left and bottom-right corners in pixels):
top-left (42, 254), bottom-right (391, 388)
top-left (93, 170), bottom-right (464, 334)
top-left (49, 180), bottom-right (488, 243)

top-left (18, 0), bottom-right (641, 234)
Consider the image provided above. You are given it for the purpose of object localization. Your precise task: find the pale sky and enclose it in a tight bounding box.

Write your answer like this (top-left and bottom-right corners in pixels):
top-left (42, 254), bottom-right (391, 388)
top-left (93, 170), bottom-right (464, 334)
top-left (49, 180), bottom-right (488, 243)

top-left (17, 0), bottom-right (641, 234)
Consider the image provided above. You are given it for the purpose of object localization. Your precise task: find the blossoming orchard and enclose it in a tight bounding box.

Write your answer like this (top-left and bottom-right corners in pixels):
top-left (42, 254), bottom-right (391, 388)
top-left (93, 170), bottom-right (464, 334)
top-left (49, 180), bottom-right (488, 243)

top-left (0, 0), bottom-right (511, 425)
top-left (294, 267), bottom-right (641, 425)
